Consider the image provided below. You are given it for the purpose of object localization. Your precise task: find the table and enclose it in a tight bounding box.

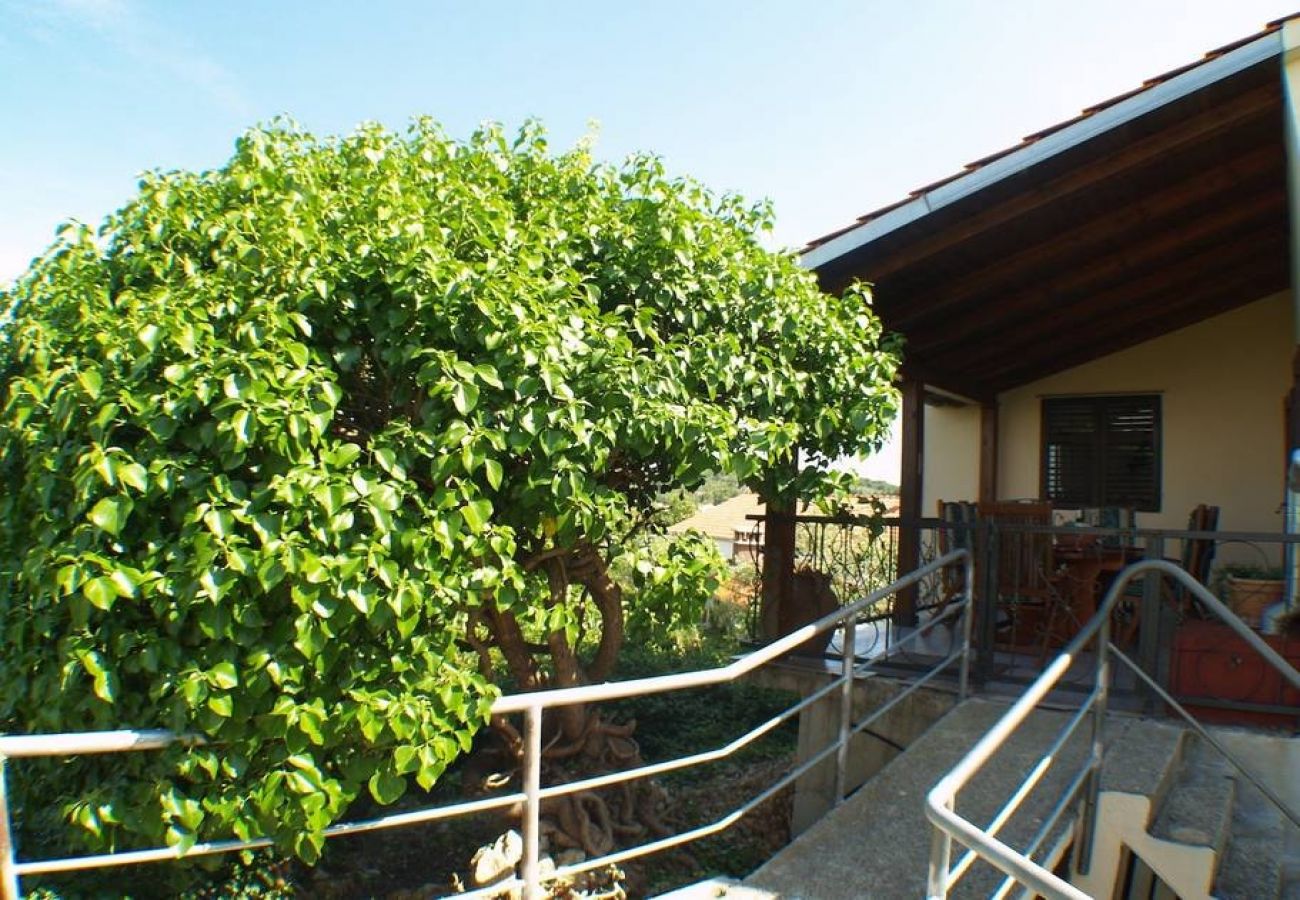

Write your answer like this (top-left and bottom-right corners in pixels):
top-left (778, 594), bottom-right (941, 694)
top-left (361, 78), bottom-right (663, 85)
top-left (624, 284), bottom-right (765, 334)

top-left (1052, 541), bottom-right (1141, 644)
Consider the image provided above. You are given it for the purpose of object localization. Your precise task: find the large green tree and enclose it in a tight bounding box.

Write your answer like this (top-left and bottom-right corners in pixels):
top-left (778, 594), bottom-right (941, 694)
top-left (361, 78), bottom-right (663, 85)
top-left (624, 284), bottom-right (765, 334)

top-left (0, 119), bottom-right (899, 862)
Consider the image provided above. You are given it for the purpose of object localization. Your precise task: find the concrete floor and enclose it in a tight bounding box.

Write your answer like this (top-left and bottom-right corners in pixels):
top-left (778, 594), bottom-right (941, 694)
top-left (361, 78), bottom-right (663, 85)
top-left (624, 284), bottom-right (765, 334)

top-left (817, 610), bottom-right (1143, 711)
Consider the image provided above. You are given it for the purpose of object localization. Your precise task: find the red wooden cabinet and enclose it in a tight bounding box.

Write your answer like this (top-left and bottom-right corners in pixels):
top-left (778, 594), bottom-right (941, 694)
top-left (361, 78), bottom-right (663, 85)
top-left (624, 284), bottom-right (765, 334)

top-left (1168, 620), bottom-right (1300, 729)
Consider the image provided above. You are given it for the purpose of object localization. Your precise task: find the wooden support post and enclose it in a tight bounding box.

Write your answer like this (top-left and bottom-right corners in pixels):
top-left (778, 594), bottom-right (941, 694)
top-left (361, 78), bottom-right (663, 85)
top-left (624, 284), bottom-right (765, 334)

top-left (760, 499), bottom-right (797, 642)
top-left (979, 402), bottom-right (998, 504)
top-left (896, 379), bottom-right (924, 625)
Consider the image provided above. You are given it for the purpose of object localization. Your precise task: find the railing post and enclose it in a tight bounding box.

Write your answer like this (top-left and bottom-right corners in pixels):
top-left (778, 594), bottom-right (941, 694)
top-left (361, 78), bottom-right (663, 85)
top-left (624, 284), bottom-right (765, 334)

top-left (1138, 535), bottom-right (1164, 713)
top-left (522, 704), bottom-right (543, 900)
top-left (0, 755), bottom-right (17, 900)
top-left (959, 549), bottom-right (975, 701)
top-left (834, 615), bottom-right (856, 804)
top-left (975, 523), bottom-right (999, 685)
top-left (1077, 613), bottom-right (1110, 876)
top-left (926, 800), bottom-right (954, 899)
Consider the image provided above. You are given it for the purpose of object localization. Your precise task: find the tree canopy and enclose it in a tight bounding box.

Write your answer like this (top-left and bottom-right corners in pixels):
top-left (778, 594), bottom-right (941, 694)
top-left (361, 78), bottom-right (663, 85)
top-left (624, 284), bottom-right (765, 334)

top-left (0, 119), bottom-right (900, 861)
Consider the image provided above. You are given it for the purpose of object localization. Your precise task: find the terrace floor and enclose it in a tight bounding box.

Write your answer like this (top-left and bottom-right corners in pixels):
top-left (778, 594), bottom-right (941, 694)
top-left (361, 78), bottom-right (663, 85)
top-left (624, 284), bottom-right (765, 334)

top-left (813, 610), bottom-right (1147, 711)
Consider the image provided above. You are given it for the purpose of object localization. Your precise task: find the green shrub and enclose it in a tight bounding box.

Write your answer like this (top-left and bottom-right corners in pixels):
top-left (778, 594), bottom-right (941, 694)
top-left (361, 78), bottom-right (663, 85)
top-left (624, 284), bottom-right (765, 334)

top-left (0, 118), bottom-right (898, 866)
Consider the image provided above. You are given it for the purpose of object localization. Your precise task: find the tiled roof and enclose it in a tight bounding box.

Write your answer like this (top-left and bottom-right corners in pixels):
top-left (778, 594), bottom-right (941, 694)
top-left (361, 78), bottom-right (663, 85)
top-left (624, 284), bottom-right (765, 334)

top-left (668, 492), bottom-right (767, 540)
top-left (802, 14), bottom-right (1300, 253)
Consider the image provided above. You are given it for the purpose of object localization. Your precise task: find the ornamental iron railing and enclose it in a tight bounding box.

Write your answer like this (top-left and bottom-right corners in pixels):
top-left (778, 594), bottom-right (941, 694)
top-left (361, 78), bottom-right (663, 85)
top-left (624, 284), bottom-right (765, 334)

top-left (755, 514), bottom-right (1300, 719)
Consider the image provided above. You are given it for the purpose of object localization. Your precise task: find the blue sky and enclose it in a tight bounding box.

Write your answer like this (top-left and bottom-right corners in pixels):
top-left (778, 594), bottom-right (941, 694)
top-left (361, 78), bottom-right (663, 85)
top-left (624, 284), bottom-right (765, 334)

top-left (3, 0), bottom-right (1298, 478)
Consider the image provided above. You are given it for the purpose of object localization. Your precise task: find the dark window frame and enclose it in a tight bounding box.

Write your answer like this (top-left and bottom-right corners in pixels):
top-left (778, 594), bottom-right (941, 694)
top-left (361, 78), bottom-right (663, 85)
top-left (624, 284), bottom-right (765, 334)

top-left (1040, 394), bottom-right (1162, 512)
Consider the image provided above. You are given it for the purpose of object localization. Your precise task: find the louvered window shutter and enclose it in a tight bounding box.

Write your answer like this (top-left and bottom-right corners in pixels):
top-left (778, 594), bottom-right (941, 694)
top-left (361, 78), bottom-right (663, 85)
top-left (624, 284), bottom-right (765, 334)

top-left (1042, 395), bottom-right (1160, 512)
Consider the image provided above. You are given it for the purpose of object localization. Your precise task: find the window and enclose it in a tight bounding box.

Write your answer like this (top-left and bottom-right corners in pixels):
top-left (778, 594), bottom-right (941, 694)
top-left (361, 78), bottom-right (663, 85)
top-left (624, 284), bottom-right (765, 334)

top-left (1041, 394), bottom-right (1161, 512)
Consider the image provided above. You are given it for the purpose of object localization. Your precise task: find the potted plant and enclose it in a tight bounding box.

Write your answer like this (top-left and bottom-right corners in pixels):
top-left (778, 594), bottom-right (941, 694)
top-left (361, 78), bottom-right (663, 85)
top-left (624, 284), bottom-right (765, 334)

top-left (1215, 563), bottom-right (1285, 629)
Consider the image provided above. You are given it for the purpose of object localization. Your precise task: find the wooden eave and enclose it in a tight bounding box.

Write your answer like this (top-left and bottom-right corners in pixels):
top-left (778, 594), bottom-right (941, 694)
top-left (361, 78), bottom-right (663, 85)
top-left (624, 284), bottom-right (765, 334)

top-left (807, 49), bottom-right (1290, 400)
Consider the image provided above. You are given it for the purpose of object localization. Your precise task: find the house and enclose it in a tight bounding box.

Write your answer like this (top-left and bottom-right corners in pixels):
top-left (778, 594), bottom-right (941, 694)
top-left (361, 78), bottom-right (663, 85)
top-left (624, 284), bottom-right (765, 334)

top-left (801, 15), bottom-right (1300, 582)
top-left (667, 492), bottom-right (767, 561)
top-left (737, 20), bottom-right (1300, 896)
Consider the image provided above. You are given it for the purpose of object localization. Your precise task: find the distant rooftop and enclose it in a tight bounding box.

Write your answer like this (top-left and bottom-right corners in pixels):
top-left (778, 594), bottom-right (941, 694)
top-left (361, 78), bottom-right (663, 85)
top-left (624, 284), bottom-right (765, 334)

top-left (669, 492), bottom-right (900, 541)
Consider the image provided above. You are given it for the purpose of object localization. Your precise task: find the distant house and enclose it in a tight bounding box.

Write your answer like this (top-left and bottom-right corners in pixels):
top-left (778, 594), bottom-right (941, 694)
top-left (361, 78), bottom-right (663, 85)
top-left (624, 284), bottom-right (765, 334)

top-left (668, 492), bottom-right (767, 561)
top-left (802, 16), bottom-right (1300, 571)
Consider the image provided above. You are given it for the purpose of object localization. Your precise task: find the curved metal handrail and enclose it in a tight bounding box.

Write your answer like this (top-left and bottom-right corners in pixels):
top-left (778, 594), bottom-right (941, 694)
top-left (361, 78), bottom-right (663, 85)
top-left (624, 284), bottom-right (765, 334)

top-left (0, 551), bottom-right (975, 900)
top-left (925, 558), bottom-right (1300, 900)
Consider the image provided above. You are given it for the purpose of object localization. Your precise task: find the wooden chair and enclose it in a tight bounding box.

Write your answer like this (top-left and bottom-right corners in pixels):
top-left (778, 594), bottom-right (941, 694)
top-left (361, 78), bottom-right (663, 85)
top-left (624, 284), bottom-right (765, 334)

top-left (1179, 504), bottom-right (1220, 599)
top-left (935, 500), bottom-right (978, 614)
top-left (977, 500), bottom-right (1070, 662)
top-left (1116, 503), bottom-right (1219, 646)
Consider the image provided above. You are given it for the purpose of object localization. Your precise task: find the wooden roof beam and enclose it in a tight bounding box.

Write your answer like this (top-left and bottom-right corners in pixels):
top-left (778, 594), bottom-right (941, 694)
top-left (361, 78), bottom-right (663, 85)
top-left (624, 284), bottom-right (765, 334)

top-left (913, 189), bottom-right (1288, 360)
top-left (987, 275), bottom-right (1286, 391)
top-left (886, 142), bottom-right (1283, 332)
top-left (978, 252), bottom-right (1287, 389)
top-left (950, 226), bottom-right (1286, 376)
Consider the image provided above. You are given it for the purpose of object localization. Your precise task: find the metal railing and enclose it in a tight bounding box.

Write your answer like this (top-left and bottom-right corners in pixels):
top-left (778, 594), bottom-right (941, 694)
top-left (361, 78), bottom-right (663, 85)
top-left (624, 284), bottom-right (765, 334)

top-left (0, 550), bottom-right (973, 900)
top-left (747, 513), bottom-right (953, 654)
top-left (967, 523), bottom-right (1300, 708)
top-left (758, 513), bottom-right (1300, 710)
top-left (924, 559), bottom-right (1300, 900)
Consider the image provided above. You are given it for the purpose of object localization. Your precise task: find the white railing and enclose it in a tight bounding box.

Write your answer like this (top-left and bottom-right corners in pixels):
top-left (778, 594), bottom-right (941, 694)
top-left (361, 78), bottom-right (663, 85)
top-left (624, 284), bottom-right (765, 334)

top-left (0, 549), bottom-right (974, 900)
top-left (924, 559), bottom-right (1300, 900)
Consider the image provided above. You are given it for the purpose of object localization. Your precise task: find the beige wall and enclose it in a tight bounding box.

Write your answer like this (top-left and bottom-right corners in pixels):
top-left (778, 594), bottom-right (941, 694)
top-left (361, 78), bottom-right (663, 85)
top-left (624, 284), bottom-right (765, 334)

top-left (921, 403), bottom-right (980, 514)
top-left (1003, 292), bottom-right (1291, 558)
top-left (923, 291), bottom-right (1293, 562)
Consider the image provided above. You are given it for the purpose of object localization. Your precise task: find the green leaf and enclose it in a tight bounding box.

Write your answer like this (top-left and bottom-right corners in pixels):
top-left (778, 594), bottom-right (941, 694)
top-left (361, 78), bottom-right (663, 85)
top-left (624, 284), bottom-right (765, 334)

top-left (461, 498), bottom-right (492, 533)
top-left (107, 568), bottom-right (139, 598)
top-left (370, 484), bottom-right (400, 512)
top-left (83, 577), bottom-right (116, 610)
top-left (81, 652), bottom-right (116, 702)
top-left (231, 409), bottom-right (253, 445)
top-left (331, 442), bottom-right (362, 467)
top-left (286, 753), bottom-right (318, 773)
top-left (88, 496), bottom-right (132, 536)
top-left (298, 711), bottom-right (326, 745)
top-left (451, 381), bottom-right (479, 415)
top-left (443, 420), bottom-right (471, 446)
top-left (136, 323), bottom-right (162, 351)
top-left (257, 558), bottom-right (286, 591)
top-left (223, 373), bottom-right (250, 399)
top-left (77, 369), bottom-right (103, 397)
top-left (118, 462), bottom-right (148, 493)
top-left (209, 662), bottom-right (239, 690)
top-left (203, 509), bottom-right (235, 539)
top-left (368, 767), bottom-right (406, 805)
top-left (347, 585), bottom-right (373, 614)
top-left (483, 458), bottom-right (503, 490)
top-left (374, 447), bottom-right (406, 480)
top-left (394, 744), bottom-right (418, 773)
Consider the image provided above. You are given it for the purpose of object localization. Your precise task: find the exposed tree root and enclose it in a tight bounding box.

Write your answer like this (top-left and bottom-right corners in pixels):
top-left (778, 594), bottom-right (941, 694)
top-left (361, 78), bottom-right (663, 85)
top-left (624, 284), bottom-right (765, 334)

top-left (463, 541), bottom-right (672, 872)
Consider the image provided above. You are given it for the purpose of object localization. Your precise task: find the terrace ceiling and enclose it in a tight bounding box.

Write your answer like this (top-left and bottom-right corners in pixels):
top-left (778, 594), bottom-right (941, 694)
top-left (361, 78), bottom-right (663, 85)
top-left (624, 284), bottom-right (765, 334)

top-left (804, 30), bottom-right (1291, 403)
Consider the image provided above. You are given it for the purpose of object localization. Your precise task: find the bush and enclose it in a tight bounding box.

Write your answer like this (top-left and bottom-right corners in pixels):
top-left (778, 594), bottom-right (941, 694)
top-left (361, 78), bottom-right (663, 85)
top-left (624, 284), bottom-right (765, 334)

top-left (0, 118), bottom-right (898, 865)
